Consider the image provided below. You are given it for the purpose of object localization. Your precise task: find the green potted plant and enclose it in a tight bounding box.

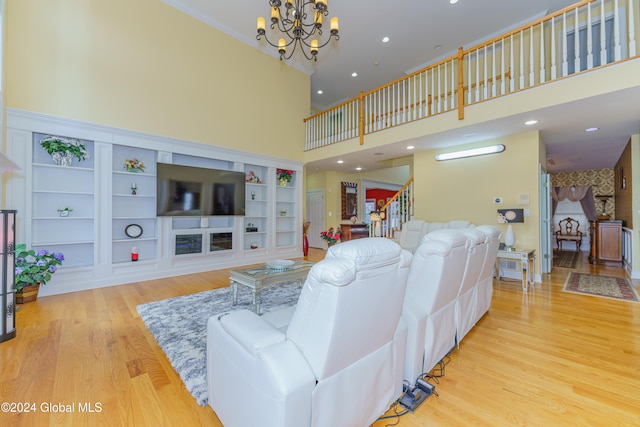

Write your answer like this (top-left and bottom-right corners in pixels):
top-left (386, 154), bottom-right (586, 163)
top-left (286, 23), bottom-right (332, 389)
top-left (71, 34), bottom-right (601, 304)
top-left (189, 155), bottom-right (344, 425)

top-left (14, 244), bottom-right (65, 303)
top-left (276, 168), bottom-right (293, 186)
top-left (57, 206), bottom-right (73, 217)
top-left (40, 135), bottom-right (90, 166)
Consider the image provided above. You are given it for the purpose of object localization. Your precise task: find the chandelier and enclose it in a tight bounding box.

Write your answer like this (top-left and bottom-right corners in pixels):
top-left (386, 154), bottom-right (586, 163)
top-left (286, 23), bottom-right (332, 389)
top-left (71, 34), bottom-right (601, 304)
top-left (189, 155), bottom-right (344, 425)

top-left (256, 0), bottom-right (339, 61)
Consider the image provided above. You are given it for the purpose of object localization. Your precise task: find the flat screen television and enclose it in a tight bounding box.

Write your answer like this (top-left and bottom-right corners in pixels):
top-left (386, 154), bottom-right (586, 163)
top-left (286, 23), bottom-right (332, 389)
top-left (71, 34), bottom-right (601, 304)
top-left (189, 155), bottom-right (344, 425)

top-left (157, 163), bottom-right (246, 216)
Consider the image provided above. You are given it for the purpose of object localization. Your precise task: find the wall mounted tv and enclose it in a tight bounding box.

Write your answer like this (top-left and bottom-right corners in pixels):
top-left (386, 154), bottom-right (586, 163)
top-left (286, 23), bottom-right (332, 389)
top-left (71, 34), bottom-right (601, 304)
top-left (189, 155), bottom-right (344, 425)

top-left (157, 163), bottom-right (245, 216)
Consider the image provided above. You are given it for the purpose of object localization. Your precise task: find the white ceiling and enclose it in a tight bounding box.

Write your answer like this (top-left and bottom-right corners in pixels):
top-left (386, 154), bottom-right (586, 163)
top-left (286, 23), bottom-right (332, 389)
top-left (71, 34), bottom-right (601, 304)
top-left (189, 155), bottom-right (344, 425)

top-left (165, 0), bottom-right (640, 174)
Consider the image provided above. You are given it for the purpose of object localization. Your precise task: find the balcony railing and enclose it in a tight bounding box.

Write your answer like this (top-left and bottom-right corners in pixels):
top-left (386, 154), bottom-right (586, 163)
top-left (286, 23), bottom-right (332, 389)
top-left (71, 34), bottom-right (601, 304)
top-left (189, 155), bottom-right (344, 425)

top-left (304, 0), bottom-right (639, 151)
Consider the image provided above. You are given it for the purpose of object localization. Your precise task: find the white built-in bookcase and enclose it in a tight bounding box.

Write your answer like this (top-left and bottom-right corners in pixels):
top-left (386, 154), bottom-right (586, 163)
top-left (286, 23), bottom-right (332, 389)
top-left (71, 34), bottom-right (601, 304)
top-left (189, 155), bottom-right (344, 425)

top-left (6, 109), bottom-right (303, 296)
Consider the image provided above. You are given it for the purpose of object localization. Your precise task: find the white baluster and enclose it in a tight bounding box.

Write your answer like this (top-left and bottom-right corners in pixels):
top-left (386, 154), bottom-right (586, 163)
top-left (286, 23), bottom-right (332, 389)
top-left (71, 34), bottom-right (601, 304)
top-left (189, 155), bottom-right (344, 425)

top-left (562, 13), bottom-right (569, 76)
top-left (482, 46), bottom-right (488, 100)
top-left (574, 8), bottom-right (580, 72)
top-left (519, 30), bottom-right (525, 88)
top-left (539, 22), bottom-right (546, 82)
top-left (467, 55), bottom-right (472, 104)
top-left (551, 18), bottom-right (557, 80)
top-left (475, 51), bottom-right (480, 101)
top-left (510, 34), bottom-right (515, 91)
top-left (614, 0), bottom-right (621, 60)
top-left (587, 2), bottom-right (594, 69)
top-left (491, 42), bottom-right (497, 97)
top-left (629, 0), bottom-right (636, 55)
top-left (529, 26), bottom-right (535, 86)
top-left (600, 0), bottom-right (607, 65)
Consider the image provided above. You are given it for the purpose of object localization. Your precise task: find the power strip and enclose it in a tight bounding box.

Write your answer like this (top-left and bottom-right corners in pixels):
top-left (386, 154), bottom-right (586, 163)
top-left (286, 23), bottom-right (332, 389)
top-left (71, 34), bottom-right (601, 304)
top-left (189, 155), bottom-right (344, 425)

top-left (399, 381), bottom-right (433, 412)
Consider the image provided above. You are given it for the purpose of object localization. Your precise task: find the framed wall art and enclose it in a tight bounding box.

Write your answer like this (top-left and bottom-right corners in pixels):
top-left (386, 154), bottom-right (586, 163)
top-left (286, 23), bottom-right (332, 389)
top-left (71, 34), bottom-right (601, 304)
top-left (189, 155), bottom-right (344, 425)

top-left (341, 182), bottom-right (358, 220)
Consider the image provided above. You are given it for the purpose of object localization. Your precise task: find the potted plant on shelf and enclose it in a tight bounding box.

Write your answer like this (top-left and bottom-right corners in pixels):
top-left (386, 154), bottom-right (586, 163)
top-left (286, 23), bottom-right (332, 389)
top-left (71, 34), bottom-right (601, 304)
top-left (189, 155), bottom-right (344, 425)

top-left (14, 244), bottom-right (65, 303)
top-left (320, 227), bottom-right (342, 247)
top-left (276, 168), bottom-right (293, 187)
top-left (57, 206), bottom-right (73, 217)
top-left (40, 135), bottom-right (90, 166)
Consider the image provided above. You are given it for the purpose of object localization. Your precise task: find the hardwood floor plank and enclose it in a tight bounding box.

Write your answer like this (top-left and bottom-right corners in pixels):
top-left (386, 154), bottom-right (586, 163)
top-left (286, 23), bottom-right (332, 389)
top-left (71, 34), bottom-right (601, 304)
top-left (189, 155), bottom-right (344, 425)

top-left (2, 249), bottom-right (639, 426)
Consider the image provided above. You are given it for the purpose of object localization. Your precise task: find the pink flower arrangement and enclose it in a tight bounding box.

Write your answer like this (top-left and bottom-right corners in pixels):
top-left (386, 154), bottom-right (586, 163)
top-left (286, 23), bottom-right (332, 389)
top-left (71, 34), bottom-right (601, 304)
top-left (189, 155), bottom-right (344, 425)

top-left (246, 170), bottom-right (262, 183)
top-left (320, 227), bottom-right (342, 244)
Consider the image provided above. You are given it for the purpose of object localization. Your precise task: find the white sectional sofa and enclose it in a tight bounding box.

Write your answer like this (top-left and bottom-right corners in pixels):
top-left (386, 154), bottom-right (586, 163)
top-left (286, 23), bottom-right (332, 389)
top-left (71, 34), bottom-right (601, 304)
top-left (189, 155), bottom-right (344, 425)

top-left (401, 225), bottom-right (500, 383)
top-left (206, 228), bottom-right (500, 425)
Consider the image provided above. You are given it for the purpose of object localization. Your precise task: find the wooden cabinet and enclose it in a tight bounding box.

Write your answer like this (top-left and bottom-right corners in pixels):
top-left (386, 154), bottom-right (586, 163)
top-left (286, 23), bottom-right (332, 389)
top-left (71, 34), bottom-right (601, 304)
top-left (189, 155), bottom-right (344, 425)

top-left (589, 220), bottom-right (623, 264)
top-left (340, 223), bottom-right (369, 241)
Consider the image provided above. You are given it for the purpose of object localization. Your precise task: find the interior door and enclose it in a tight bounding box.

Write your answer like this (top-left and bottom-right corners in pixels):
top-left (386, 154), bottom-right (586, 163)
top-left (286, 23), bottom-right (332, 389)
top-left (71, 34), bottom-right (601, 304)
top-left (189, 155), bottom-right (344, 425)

top-left (305, 190), bottom-right (325, 248)
top-left (539, 166), bottom-right (552, 273)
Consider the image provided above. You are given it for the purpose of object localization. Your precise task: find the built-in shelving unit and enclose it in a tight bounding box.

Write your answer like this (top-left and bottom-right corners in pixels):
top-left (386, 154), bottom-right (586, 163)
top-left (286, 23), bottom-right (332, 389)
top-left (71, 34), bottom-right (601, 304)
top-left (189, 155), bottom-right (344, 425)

top-left (244, 165), bottom-right (269, 251)
top-left (275, 171), bottom-right (296, 247)
top-left (111, 145), bottom-right (158, 264)
top-left (31, 133), bottom-right (95, 268)
top-left (8, 109), bottom-right (303, 296)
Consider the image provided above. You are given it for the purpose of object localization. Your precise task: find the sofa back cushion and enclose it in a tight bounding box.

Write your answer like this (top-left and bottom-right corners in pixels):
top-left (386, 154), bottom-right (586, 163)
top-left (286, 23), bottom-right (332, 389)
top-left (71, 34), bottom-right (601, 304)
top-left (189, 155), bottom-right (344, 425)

top-left (287, 238), bottom-right (412, 379)
top-left (405, 229), bottom-right (468, 314)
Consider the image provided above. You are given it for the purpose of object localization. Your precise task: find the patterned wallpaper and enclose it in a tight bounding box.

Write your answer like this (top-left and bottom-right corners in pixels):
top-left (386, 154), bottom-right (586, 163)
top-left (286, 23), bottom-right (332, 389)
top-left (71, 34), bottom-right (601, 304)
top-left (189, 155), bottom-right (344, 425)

top-left (551, 168), bottom-right (615, 218)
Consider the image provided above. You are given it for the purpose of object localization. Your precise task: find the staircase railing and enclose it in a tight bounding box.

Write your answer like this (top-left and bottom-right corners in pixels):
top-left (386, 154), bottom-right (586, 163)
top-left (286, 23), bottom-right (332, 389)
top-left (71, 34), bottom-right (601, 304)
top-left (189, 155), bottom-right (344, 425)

top-left (304, 0), bottom-right (638, 151)
top-left (370, 178), bottom-right (414, 239)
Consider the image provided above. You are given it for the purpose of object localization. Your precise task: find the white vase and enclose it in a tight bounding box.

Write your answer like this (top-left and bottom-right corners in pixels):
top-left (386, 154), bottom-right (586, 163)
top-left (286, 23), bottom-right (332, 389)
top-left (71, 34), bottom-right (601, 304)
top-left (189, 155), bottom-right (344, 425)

top-left (504, 223), bottom-right (516, 247)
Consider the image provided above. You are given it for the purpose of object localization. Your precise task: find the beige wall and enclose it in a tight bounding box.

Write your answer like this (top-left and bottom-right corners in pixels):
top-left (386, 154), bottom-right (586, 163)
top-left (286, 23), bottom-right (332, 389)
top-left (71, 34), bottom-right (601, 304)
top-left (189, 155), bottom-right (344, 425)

top-left (414, 132), bottom-right (542, 253)
top-left (5, 0), bottom-right (309, 160)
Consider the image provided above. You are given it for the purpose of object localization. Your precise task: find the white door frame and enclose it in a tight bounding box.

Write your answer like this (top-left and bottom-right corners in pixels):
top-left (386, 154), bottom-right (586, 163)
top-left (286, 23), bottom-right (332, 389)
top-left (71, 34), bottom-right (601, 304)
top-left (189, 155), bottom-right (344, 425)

top-left (305, 190), bottom-right (325, 248)
top-left (539, 164), bottom-right (552, 274)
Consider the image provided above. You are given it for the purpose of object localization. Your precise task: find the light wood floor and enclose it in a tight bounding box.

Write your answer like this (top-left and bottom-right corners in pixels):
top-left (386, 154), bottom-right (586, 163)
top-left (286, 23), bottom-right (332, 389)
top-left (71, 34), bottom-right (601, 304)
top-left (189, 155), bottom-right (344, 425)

top-left (1, 249), bottom-right (639, 426)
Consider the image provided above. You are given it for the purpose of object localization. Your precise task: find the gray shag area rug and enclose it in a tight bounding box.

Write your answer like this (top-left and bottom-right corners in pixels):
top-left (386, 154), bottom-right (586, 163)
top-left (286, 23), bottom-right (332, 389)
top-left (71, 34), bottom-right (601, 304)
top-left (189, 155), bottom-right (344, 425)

top-left (137, 283), bottom-right (302, 406)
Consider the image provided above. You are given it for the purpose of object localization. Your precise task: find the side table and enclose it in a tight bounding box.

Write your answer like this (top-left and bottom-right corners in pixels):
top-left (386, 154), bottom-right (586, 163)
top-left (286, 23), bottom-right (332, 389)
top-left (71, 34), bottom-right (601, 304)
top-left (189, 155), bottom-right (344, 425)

top-left (229, 260), bottom-right (315, 314)
top-left (495, 248), bottom-right (536, 291)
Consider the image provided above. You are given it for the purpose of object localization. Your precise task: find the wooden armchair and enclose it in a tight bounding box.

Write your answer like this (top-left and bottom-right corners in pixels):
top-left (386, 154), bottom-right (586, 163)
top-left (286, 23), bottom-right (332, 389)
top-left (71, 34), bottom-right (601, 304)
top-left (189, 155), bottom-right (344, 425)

top-left (555, 217), bottom-right (583, 251)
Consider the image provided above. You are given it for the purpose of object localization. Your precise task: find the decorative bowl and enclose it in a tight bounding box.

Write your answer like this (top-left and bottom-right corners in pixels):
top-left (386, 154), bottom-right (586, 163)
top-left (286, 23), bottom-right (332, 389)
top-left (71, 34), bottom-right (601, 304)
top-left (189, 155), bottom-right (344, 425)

top-left (266, 259), bottom-right (295, 271)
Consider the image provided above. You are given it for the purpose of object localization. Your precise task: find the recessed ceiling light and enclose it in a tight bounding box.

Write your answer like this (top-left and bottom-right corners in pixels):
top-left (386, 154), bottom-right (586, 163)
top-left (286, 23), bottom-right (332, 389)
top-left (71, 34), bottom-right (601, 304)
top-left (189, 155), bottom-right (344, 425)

top-left (382, 36), bottom-right (390, 43)
top-left (317, 90), bottom-right (323, 94)
top-left (356, 167), bottom-right (362, 171)
top-left (337, 160), bottom-right (344, 164)
top-left (463, 133), bottom-right (476, 137)
top-left (351, 72), bottom-right (358, 77)
top-left (450, 0), bottom-right (459, 4)
top-left (524, 119), bottom-right (539, 125)
top-left (433, 44), bottom-right (442, 50)
top-left (585, 127), bottom-right (599, 132)
top-left (406, 145), bottom-right (415, 150)
top-left (374, 152), bottom-right (384, 156)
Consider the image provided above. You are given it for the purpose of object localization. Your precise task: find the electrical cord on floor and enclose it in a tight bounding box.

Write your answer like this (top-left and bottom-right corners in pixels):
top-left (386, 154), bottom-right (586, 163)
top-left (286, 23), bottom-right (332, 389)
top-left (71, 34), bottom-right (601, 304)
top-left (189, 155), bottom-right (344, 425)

top-left (376, 400), bottom-right (410, 426)
top-left (375, 353), bottom-right (453, 425)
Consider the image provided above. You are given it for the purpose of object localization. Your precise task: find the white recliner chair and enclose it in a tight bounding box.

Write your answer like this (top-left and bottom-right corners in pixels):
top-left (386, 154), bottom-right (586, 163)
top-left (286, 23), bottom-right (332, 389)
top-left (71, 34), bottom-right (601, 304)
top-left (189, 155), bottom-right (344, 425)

top-left (207, 238), bottom-right (412, 427)
top-left (455, 228), bottom-right (489, 342)
top-left (401, 229), bottom-right (468, 384)
top-left (397, 219), bottom-right (427, 253)
top-left (474, 225), bottom-right (501, 322)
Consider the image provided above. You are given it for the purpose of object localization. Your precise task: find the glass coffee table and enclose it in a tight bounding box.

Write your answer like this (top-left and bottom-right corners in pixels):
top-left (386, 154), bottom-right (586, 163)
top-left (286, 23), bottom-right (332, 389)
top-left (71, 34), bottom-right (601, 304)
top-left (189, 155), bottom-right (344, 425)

top-left (230, 260), bottom-right (315, 314)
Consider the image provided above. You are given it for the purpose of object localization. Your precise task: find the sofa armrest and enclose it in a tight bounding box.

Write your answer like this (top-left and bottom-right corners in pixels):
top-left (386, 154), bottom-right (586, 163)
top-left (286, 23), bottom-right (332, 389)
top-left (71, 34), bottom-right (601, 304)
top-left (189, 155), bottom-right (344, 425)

top-left (219, 309), bottom-right (286, 356)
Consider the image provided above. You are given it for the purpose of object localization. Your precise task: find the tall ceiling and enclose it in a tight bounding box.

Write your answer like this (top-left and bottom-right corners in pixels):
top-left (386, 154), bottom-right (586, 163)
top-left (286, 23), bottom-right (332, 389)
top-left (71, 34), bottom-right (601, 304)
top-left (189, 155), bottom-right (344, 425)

top-left (164, 0), bottom-right (640, 173)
